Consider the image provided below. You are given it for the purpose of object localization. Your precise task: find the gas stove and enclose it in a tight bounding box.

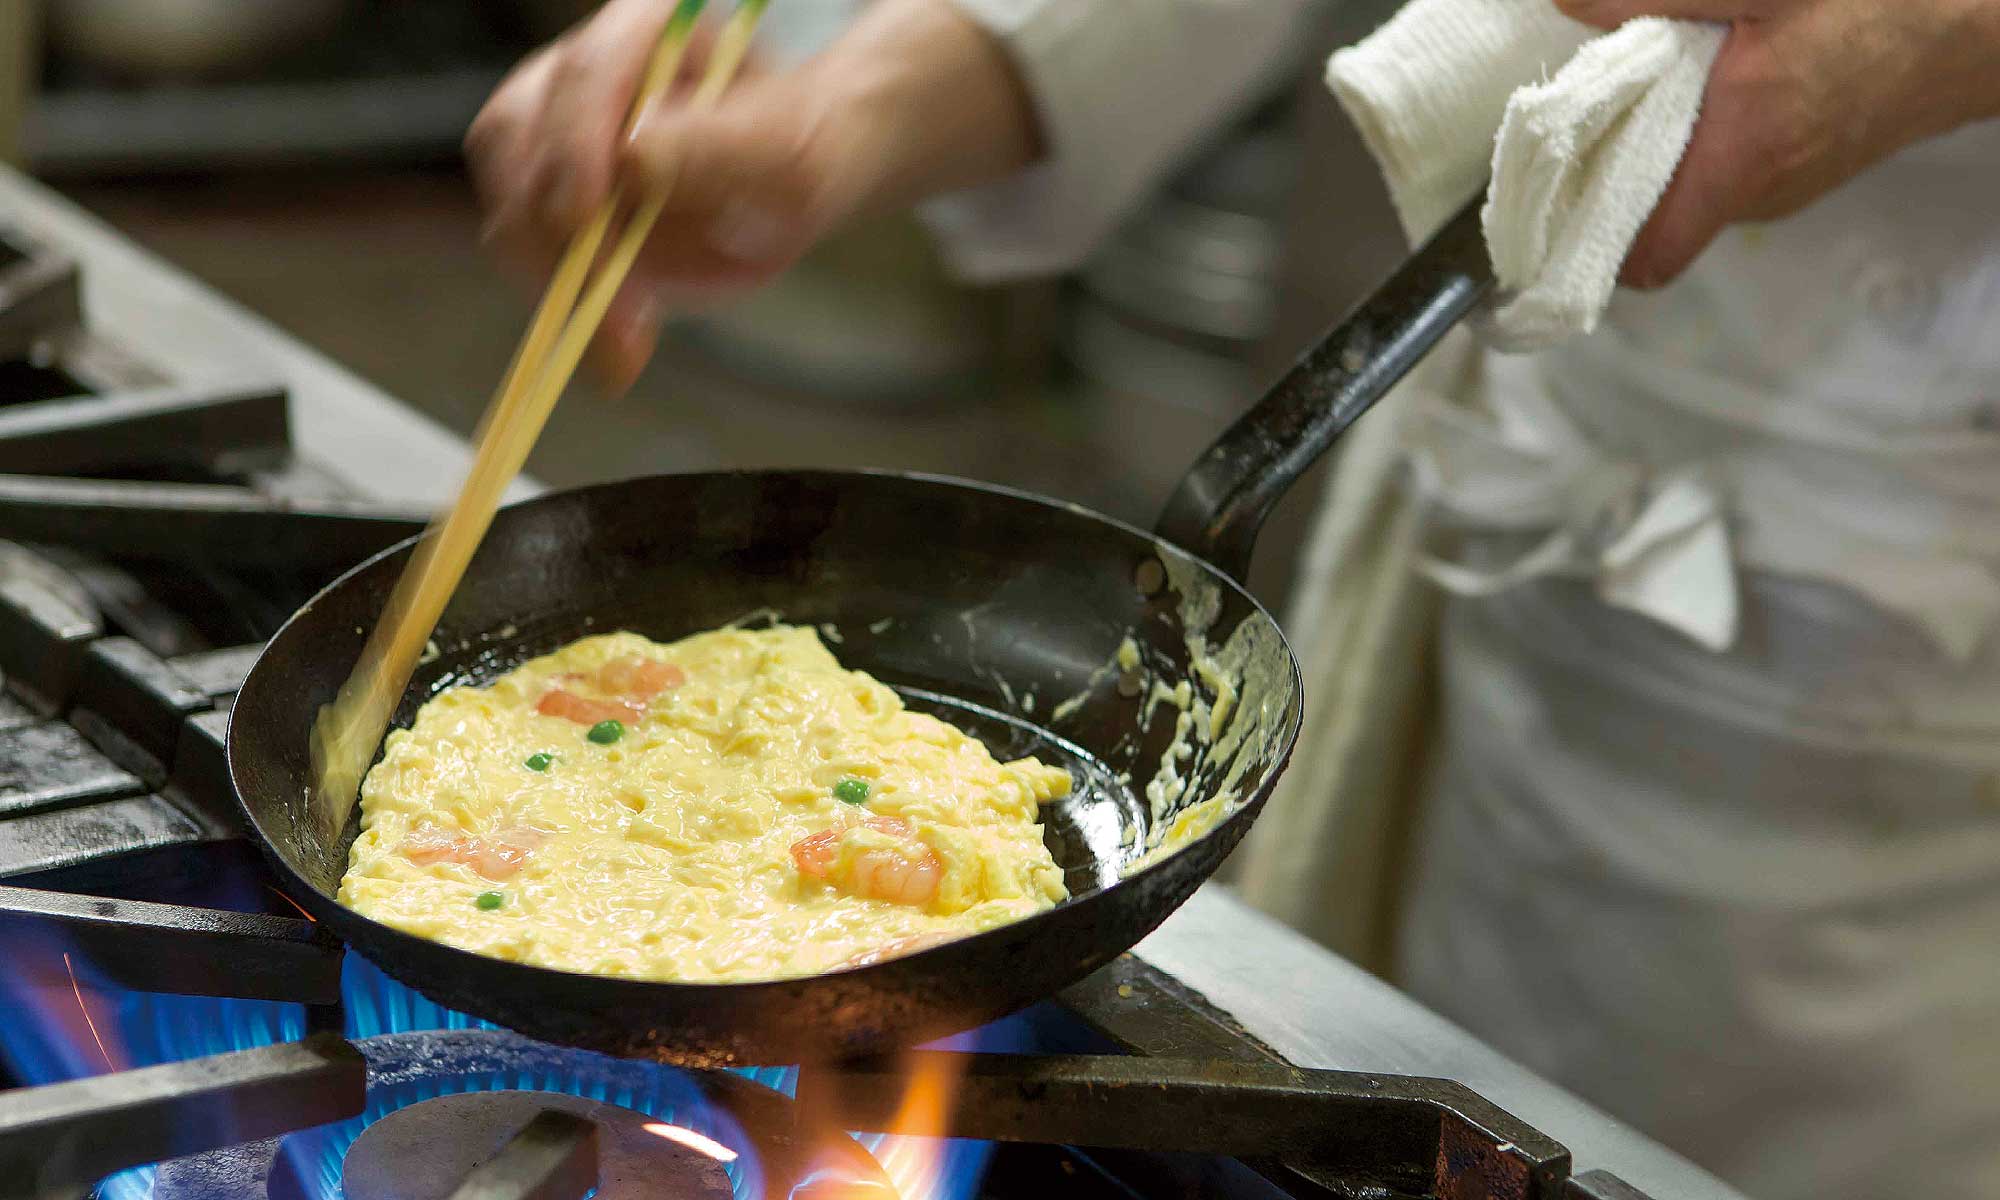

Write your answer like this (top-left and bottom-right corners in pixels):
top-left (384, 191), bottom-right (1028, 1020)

top-left (0, 168), bottom-right (1745, 1200)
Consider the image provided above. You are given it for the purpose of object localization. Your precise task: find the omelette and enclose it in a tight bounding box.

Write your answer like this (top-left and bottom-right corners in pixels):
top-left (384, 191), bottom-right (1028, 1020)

top-left (337, 625), bottom-right (1072, 982)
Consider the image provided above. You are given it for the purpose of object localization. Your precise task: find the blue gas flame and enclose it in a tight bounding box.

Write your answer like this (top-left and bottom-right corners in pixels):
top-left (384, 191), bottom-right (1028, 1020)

top-left (3, 943), bottom-right (1047, 1200)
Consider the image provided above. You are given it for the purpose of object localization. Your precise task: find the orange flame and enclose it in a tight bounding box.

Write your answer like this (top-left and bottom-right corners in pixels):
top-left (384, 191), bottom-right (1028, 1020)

top-left (799, 1052), bottom-right (969, 1199)
top-left (62, 952), bottom-right (117, 1073)
top-left (642, 1122), bottom-right (739, 1163)
top-left (267, 887), bottom-right (316, 921)
top-left (870, 1054), bottom-right (964, 1198)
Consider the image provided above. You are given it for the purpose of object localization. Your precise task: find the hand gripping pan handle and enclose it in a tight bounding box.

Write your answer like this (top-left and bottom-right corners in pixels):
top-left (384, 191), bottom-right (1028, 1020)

top-left (1155, 192), bottom-right (1493, 581)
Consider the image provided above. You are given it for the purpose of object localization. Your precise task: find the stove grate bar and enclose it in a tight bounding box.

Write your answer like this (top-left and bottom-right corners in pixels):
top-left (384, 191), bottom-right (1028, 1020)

top-left (168, 645), bottom-right (263, 704)
top-left (69, 636), bottom-right (212, 790)
top-left (800, 1051), bottom-right (1595, 1200)
top-left (0, 793), bottom-right (214, 882)
top-left (0, 474), bottom-right (425, 571)
top-left (0, 883), bottom-right (341, 1004)
top-left (0, 1033), bottom-right (364, 1200)
top-left (163, 710), bottom-right (241, 837)
top-left (0, 237), bottom-right (81, 363)
top-left (0, 573), bottom-right (100, 716)
top-left (0, 381), bottom-right (292, 480)
top-left (0, 721), bottom-right (144, 819)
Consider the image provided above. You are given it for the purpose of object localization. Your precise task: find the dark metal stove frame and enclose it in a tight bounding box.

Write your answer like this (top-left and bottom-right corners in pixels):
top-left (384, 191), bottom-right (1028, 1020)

top-left (0, 224), bottom-right (1654, 1200)
top-left (0, 900), bottom-right (1647, 1200)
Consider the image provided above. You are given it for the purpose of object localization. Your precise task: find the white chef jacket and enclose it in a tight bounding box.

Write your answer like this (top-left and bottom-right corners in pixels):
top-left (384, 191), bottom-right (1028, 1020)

top-left (1396, 119), bottom-right (2000, 1200)
top-left (928, 5), bottom-right (2000, 1199)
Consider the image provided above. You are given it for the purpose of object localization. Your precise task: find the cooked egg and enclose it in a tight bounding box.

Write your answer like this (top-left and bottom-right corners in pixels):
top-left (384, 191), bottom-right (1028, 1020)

top-left (338, 625), bottom-right (1071, 981)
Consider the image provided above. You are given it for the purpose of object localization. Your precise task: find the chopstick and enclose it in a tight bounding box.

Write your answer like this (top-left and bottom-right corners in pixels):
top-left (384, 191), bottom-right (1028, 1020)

top-left (309, 0), bottom-right (770, 836)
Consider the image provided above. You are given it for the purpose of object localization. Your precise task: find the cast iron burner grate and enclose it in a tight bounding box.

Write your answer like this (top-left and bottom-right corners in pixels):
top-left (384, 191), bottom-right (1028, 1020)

top-left (0, 224), bottom-right (1655, 1200)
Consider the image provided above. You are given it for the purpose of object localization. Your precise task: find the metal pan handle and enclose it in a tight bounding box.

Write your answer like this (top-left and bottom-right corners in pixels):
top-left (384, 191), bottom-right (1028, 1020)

top-left (1154, 192), bottom-right (1492, 581)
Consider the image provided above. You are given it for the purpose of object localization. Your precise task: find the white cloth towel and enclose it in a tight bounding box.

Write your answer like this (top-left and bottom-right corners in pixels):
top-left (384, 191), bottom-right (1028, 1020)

top-left (1328, 1), bottom-right (1724, 351)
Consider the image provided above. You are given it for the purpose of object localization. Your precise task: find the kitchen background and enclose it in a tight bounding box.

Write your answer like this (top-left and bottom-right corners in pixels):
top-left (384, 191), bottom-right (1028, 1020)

top-left (0, 0), bottom-right (1405, 613)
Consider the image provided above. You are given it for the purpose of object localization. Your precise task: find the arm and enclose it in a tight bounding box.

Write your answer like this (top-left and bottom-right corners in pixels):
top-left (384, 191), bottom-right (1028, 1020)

top-left (921, 0), bottom-right (1320, 281)
top-left (467, 0), bottom-right (1316, 383)
top-left (467, 0), bottom-right (1042, 386)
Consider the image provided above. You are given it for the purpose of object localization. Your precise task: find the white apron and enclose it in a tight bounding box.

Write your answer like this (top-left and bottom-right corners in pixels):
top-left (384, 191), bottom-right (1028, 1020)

top-left (1397, 119), bottom-right (2000, 1200)
top-left (915, 4), bottom-right (2000, 1191)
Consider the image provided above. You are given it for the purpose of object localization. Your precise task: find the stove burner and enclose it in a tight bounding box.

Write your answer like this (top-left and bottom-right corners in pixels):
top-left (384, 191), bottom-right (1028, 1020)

top-left (150, 1028), bottom-right (897, 1200)
top-left (334, 1092), bottom-right (731, 1200)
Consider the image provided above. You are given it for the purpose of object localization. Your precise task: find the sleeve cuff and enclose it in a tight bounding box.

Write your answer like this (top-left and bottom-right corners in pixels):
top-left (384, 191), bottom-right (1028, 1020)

top-left (922, 0), bottom-right (1313, 283)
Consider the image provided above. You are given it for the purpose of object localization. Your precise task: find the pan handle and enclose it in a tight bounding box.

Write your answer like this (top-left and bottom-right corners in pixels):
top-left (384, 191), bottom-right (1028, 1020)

top-left (1154, 192), bottom-right (1492, 581)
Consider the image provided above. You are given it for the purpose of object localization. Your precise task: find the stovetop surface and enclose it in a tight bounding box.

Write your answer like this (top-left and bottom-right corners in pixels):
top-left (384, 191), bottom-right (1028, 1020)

top-left (0, 165), bottom-right (1744, 1200)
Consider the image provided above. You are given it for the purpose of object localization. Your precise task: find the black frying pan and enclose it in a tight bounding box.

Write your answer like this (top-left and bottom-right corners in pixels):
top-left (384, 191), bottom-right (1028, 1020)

top-left (226, 199), bottom-right (1490, 1067)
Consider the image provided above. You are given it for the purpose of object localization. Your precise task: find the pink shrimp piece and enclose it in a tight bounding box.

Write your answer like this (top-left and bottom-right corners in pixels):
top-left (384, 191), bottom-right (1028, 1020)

top-left (400, 825), bottom-right (544, 880)
top-left (840, 930), bottom-right (960, 969)
top-left (399, 824), bottom-right (465, 867)
top-left (536, 687), bottom-right (643, 726)
top-left (466, 827), bottom-right (546, 879)
top-left (596, 655), bottom-right (686, 698)
top-left (790, 816), bottom-right (943, 907)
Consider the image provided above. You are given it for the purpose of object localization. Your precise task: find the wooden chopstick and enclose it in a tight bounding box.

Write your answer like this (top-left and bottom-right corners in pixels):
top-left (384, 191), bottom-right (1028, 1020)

top-left (309, 0), bottom-right (769, 837)
top-left (509, 0), bottom-right (764, 434)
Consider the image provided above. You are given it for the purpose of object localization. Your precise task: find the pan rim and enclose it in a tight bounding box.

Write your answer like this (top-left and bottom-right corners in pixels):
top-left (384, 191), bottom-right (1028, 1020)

top-left (226, 466), bottom-right (1303, 997)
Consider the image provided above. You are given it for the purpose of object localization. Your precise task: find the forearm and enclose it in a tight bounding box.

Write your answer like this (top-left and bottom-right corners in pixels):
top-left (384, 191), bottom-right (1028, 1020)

top-left (801, 0), bottom-right (1044, 223)
top-left (920, 0), bottom-right (1319, 280)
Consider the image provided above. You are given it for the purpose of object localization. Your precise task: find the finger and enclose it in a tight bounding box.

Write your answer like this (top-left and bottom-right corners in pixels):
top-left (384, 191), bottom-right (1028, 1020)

top-left (1552, 0), bottom-right (1784, 29)
top-left (466, 47), bottom-right (558, 228)
top-left (622, 80), bottom-right (825, 248)
top-left (586, 276), bottom-right (665, 395)
top-left (537, 0), bottom-right (678, 232)
top-left (480, 141), bottom-right (569, 278)
top-left (1619, 94), bottom-right (1754, 287)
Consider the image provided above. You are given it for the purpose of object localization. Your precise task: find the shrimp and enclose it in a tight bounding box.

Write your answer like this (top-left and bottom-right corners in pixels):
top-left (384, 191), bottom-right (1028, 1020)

top-left (535, 688), bottom-right (644, 726)
top-left (537, 655), bottom-right (685, 725)
top-left (401, 824), bottom-right (545, 880)
top-left (597, 655), bottom-right (686, 698)
top-left (790, 816), bottom-right (943, 907)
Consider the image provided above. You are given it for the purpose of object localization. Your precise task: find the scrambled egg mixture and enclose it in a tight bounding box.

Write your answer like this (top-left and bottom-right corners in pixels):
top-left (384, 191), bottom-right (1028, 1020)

top-left (338, 626), bottom-right (1071, 982)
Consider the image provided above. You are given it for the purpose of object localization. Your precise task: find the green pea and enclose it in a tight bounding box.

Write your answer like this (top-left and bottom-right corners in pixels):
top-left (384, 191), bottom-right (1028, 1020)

top-left (586, 719), bottom-right (624, 745)
top-left (475, 890), bottom-right (505, 911)
top-left (833, 778), bottom-right (870, 805)
top-left (525, 753), bottom-right (554, 772)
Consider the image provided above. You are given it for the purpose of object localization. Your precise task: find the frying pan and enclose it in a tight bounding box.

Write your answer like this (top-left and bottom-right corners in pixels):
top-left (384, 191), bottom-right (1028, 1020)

top-left (227, 198), bottom-right (1491, 1067)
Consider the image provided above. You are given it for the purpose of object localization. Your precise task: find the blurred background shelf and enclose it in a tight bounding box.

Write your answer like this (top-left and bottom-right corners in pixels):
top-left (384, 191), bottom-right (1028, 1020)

top-left (19, 0), bottom-right (565, 175)
top-left (26, 69), bottom-right (505, 176)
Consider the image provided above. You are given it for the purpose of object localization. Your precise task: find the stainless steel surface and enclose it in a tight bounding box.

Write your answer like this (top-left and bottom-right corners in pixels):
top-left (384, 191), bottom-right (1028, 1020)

top-left (1137, 887), bottom-right (1750, 1200)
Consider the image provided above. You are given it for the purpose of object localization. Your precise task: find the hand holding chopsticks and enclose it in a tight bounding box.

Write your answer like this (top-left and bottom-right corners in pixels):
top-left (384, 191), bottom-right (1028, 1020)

top-left (309, 0), bottom-right (771, 836)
